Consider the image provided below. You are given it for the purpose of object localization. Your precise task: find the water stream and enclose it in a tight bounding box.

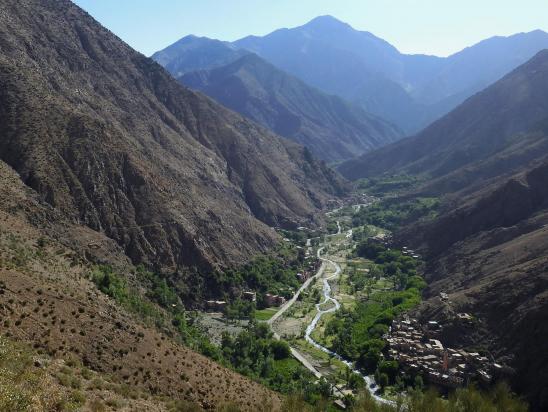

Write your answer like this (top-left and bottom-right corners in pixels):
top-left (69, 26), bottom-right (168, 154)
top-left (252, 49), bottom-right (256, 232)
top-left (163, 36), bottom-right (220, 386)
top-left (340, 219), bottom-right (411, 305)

top-left (304, 223), bottom-right (397, 406)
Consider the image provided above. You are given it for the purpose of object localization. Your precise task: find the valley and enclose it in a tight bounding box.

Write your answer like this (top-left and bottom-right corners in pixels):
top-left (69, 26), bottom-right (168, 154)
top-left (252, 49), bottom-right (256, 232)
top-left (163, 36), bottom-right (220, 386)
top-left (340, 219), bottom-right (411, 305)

top-left (1, 0), bottom-right (547, 410)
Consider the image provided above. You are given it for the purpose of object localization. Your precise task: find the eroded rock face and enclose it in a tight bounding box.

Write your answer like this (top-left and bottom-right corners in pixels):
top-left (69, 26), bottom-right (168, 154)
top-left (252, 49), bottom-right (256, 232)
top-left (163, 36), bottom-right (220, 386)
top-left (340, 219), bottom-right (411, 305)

top-left (0, 0), bottom-right (346, 273)
top-left (400, 163), bottom-right (548, 411)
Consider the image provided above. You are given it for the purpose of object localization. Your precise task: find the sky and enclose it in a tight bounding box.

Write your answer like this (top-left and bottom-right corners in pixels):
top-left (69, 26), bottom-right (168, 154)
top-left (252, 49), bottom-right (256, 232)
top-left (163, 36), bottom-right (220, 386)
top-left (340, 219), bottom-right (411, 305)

top-left (72, 0), bottom-right (548, 57)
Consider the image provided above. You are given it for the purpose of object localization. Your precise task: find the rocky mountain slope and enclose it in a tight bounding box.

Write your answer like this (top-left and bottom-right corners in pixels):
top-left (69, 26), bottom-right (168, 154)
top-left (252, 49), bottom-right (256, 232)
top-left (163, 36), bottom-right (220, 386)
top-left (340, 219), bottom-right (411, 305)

top-left (232, 16), bottom-right (548, 133)
top-left (0, 0), bottom-right (346, 275)
top-left (0, 158), bottom-right (281, 410)
top-left (338, 51), bottom-right (548, 411)
top-left (401, 162), bottom-right (548, 411)
top-left (338, 50), bottom-right (548, 192)
top-left (179, 53), bottom-right (402, 162)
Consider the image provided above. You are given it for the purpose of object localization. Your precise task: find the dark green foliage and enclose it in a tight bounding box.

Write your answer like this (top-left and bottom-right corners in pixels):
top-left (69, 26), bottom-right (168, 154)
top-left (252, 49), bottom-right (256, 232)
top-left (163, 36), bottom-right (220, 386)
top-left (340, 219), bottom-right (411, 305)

top-left (324, 241), bottom-right (424, 378)
top-left (270, 340), bottom-right (291, 360)
top-left (91, 265), bottom-right (222, 360)
top-left (356, 175), bottom-right (420, 196)
top-left (378, 360), bottom-right (399, 383)
top-left (354, 239), bottom-right (423, 292)
top-left (352, 197), bottom-right (439, 231)
top-left (219, 322), bottom-right (326, 400)
top-left (326, 221), bottom-right (339, 234)
top-left (225, 299), bottom-right (255, 320)
top-left (213, 245), bottom-right (304, 306)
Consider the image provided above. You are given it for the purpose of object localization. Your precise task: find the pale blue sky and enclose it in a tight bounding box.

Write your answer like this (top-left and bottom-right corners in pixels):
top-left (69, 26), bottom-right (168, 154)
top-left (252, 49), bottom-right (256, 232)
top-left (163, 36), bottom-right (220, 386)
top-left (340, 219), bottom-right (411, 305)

top-left (72, 0), bottom-right (548, 57)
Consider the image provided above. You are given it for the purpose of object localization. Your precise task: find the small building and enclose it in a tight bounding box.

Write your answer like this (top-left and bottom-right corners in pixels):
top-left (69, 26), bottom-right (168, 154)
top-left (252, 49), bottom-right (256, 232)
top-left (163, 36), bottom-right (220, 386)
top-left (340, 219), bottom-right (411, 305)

top-left (242, 291), bottom-right (256, 302)
top-left (265, 293), bottom-right (286, 307)
top-left (205, 300), bottom-right (227, 312)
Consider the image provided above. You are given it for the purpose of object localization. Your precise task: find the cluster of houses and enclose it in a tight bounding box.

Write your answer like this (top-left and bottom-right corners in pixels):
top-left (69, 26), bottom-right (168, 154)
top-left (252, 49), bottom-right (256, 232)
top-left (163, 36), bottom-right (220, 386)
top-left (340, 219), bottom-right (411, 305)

top-left (205, 241), bottom-right (323, 312)
top-left (296, 259), bottom-right (320, 283)
top-left (386, 317), bottom-right (504, 389)
top-left (402, 246), bottom-right (420, 259)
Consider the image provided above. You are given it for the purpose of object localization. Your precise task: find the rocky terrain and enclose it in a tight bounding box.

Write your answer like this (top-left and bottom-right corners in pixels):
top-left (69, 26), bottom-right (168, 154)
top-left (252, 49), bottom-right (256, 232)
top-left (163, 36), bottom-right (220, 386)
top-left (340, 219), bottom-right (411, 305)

top-left (0, 0), bottom-right (347, 275)
top-left (341, 51), bottom-right (548, 410)
top-left (154, 39), bottom-right (402, 162)
top-left (339, 50), bottom-right (548, 190)
top-left (232, 16), bottom-right (548, 133)
top-left (0, 1), bottom-right (351, 409)
top-left (403, 162), bottom-right (548, 411)
top-left (179, 53), bottom-right (402, 162)
top-left (0, 159), bottom-right (281, 410)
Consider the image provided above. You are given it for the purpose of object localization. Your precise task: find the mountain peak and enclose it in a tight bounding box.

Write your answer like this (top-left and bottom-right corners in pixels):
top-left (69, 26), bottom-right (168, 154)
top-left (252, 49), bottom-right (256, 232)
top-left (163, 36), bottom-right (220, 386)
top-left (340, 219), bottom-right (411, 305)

top-left (304, 15), bottom-right (351, 30)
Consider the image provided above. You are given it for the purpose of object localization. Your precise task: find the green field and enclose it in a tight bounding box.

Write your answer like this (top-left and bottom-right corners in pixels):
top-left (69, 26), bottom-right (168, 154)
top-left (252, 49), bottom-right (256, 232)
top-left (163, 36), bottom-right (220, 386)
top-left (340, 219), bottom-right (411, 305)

top-left (255, 307), bottom-right (279, 321)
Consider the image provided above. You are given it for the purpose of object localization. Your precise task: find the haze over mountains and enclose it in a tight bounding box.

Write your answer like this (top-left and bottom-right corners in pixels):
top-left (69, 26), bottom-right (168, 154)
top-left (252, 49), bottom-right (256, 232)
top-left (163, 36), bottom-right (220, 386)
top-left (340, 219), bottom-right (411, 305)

top-left (339, 50), bottom-right (548, 410)
top-left (154, 36), bottom-right (402, 161)
top-left (1, 1), bottom-right (548, 410)
top-left (155, 16), bottom-right (548, 135)
top-left (338, 50), bottom-right (548, 189)
top-left (180, 51), bottom-right (402, 161)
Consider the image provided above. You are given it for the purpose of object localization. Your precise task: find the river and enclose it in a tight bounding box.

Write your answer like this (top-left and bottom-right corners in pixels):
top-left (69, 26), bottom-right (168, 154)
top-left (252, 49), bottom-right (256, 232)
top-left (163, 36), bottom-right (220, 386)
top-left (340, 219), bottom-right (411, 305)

top-left (304, 222), bottom-right (397, 406)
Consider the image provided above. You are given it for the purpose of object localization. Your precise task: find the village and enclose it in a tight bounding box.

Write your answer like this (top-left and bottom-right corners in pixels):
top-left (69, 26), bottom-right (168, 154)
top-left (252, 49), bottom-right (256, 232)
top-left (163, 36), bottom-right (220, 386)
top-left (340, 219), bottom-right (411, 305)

top-left (205, 253), bottom-right (322, 312)
top-left (386, 316), bottom-right (506, 389)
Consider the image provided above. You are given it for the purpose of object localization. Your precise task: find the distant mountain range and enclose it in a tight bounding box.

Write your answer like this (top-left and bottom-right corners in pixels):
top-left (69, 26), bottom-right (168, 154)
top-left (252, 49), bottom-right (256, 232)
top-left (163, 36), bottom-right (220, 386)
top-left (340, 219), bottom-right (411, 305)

top-left (154, 36), bottom-right (403, 162)
top-left (338, 50), bottom-right (548, 191)
top-left (179, 51), bottom-right (402, 161)
top-left (338, 50), bottom-right (548, 411)
top-left (154, 16), bottom-right (548, 135)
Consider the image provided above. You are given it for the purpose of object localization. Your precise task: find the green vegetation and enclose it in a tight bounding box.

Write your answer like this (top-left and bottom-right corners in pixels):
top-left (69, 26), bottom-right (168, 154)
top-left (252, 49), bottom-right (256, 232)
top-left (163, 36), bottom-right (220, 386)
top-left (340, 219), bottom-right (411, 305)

top-left (322, 240), bottom-right (425, 386)
top-left (220, 322), bottom-right (332, 404)
top-left (90, 266), bottom-right (330, 402)
top-left (210, 244), bottom-right (304, 306)
top-left (0, 336), bottom-right (80, 411)
top-left (255, 307), bottom-right (279, 321)
top-left (279, 383), bottom-right (527, 411)
top-left (356, 174), bottom-right (421, 196)
top-left (91, 265), bottom-right (221, 360)
top-left (352, 197), bottom-right (439, 231)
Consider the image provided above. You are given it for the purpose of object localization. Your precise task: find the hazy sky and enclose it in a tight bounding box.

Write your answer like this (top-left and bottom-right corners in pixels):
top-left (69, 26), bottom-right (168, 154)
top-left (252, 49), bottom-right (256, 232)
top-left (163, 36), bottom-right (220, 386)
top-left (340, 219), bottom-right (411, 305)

top-left (72, 0), bottom-right (548, 57)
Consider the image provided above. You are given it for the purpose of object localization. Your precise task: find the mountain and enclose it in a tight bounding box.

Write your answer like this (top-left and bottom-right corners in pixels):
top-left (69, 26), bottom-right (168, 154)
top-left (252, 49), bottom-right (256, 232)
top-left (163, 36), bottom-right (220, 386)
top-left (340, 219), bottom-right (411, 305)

top-left (401, 160), bottom-right (548, 412)
top-left (412, 29), bottom-right (548, 105)
top-left (337, 51), bottom-right (548, 411)
top-left (338, 50), bottom-right (548, 192)
top-left (179, 53), bottom-right (402, 162)
top-left (0, 0), bottom-right (346, 277)
top-left (0, 158), bottom-right (282, 410)
top-left (232, 16), bottom-right (548, 133)
top-left (232, 16), bottom-right (422, 132)
top-left (151, 35), bottom-right (250, 77)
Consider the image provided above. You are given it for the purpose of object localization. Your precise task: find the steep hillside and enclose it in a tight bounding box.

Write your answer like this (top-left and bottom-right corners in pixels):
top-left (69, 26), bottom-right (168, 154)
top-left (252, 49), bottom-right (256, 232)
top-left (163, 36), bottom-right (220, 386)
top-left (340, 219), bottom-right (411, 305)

top-left (231, 16), bottom-right (548, 133)
top-left (399, 162), bottom-right (548, 411)
top-left (413, 30), bottom-right (548, 105)
top-left (233, 16), bottom-right (422, 132)
top-left (0, 160), bottom-right (281, 410)
top-left (180, 53), bottom-right (402, 162)
top-left (0, 0), bottom-right (346, 275)
top-left (336, 49), bottom-right (548, 410)
top-left (339, 50), bottom-right (548, 190)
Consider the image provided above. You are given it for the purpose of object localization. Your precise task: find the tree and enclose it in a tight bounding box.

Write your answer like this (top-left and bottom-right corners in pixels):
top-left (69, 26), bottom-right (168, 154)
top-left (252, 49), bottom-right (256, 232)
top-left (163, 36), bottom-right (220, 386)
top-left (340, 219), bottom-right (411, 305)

top-left (378, 373), bottom-right (389, 392)
top-left (359, 349), bottom-right (381, 372)
top-left (414, 375), bottom-right (424, 390)
top-left (270, 340), bottom-right (291, 360)
top-left (378, 360), bottom-right (399, 383)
